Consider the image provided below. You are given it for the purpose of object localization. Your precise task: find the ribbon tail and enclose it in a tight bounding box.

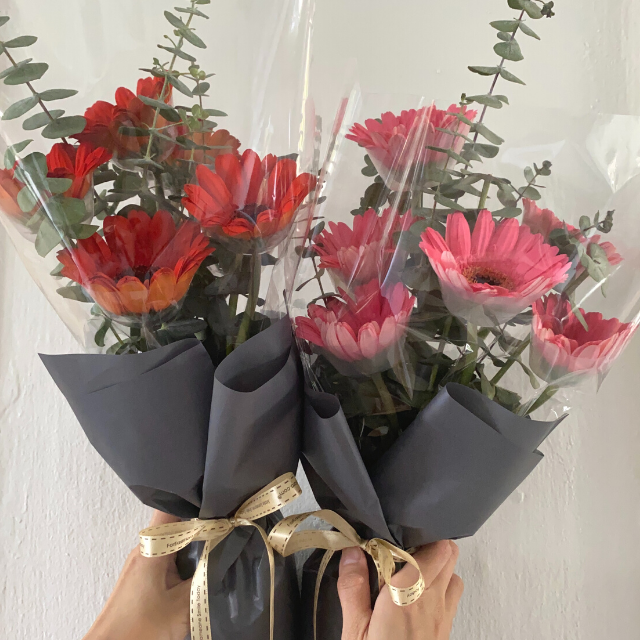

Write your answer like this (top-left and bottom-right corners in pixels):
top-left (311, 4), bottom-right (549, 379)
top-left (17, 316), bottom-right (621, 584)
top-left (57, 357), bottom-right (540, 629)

top-left (191, 539), bottom-right (213, 640)
top-left (314, 549), bottom-right (335, 640)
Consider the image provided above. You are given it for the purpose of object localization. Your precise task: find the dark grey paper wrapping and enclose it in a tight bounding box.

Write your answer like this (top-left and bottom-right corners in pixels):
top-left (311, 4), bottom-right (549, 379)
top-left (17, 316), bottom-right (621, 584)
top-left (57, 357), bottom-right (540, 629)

top-left (301, 382), bottom-right (564, 640)
top-left (41, 318), bottom-right (302, 640)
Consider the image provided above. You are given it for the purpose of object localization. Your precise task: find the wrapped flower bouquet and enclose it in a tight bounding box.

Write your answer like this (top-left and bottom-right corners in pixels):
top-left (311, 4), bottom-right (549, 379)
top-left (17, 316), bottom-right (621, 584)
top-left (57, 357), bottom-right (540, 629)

top-left (0, 1), bottom-right (318, 638)
top-left (285, 1), bottom-right (640, 637)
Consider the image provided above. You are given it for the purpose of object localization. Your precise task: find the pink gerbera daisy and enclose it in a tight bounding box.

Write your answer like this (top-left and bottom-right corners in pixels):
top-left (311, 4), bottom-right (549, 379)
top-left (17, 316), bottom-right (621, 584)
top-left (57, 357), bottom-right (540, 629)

top-left (530, 294), bottom-right (636, 382)
top-left (346, 105), bottom-right (477, 189)
top-left (296, 280), bottom-right (415, 374)
top-left (313, 207), bottom-right (415, 287)
top-left (420, 210), bottom-right (572, 326)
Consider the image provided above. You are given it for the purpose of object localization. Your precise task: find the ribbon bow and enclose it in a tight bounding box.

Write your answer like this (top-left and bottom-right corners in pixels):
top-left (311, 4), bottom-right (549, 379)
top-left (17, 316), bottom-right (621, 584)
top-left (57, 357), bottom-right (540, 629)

top-left (139, 473), bottom-right (302, 640)
top-left (269, 509), bottom-right (425, 640)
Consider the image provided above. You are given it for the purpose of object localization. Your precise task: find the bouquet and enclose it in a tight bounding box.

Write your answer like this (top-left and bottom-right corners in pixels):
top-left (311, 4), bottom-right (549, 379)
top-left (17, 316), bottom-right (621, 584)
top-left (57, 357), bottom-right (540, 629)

top-left (0, 2), bottom-right (318, 638)
top-left (285, 1), bottom-right (640, 637)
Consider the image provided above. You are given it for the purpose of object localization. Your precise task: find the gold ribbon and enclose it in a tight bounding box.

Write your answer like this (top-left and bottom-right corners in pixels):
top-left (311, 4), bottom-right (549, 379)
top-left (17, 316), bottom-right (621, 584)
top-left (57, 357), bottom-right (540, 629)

top-left (139, 473), bottom-right (302, 640)
top-left (269, 509), bottom-right (425, 640)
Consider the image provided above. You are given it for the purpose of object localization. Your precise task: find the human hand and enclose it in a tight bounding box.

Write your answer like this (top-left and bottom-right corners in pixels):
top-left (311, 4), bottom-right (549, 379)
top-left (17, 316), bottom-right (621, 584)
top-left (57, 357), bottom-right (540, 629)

top-left (337, 541), bottom-right (464, 640)
top-left (83, 510), bottom-right (192, 640)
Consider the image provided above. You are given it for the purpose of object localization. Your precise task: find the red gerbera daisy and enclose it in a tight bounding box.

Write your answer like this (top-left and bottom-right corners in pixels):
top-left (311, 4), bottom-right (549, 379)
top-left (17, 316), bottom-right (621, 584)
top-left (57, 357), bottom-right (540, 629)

top-left (74, 77), bottom-right (176, 158)
top-left (57, 209), bottom-right (213, 317)
top-left (46, 142), bottom-right (112, 200)
top-left (182, 149), bottom-right (317, 252)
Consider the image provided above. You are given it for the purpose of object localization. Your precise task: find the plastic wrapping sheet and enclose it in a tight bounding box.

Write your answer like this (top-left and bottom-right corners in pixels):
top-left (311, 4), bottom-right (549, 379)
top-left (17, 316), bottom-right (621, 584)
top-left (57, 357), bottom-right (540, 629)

top-left (286, 89), bottom-right (640, 638)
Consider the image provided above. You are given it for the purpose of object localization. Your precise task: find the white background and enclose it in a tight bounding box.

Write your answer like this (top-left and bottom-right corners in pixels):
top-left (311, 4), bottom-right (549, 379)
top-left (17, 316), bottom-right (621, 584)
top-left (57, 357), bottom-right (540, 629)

top-left (1, 0), bottom-right (640, 638)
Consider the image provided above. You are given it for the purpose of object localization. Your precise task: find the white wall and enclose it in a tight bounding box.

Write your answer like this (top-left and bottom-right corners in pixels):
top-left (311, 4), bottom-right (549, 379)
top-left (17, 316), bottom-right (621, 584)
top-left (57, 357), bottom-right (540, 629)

top-left (1, 0), bottom-right (640, 638)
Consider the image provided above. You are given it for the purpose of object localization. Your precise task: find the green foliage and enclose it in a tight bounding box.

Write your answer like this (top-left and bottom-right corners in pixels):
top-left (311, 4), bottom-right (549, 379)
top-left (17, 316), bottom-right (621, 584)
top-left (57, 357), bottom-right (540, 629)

top-left (494, 40), bottom-right (524, 62)
top-left (41, 115), bottom-right (86, 139)
top-left (3, 35), bottom-right (37, 48)
top-left (1, 95), bottom-right (39, 120)
top-left (38, 88), bottom-right (78, 101)
top-left (23, 109), bottom-right (64, 130)
top-left (3, 61), bottom-right (48, 85)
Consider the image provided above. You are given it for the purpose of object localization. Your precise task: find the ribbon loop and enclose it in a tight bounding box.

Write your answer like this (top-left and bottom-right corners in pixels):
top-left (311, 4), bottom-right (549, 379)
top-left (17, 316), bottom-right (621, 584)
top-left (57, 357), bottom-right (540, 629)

top-left (140, 473), bottom-right (302, 640)
top-left (268, 510), bottom-right (426, 640)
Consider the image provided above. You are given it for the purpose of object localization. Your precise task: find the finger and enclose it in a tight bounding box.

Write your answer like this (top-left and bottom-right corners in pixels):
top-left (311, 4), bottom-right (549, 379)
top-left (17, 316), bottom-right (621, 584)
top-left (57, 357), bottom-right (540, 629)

top-left (337, 547), bottom-right (373, 640)
top-left (430, 541), bottom-right (460, 595)
top-left (445, 574), bottom-right (464, 615)
top-left (149, 509), bottom-right (181, 527)
top-left (390, 540), bottom-right (452, 590)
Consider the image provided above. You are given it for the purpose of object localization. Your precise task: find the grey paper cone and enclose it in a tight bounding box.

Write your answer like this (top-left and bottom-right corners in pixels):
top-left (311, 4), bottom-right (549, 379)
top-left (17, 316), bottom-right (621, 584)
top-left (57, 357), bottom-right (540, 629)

top-left (300, 382), bottom-right (564, 640)
top-left (41, 317), bottom-right (302, 640)
top-left (41, 339), bottom-right (213, 517)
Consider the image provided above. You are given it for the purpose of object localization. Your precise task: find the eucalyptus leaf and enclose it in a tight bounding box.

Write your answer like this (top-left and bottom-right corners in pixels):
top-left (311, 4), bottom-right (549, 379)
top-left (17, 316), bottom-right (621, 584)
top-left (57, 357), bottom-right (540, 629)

top-left (472, 123), bottom-right (504, 145)
top-left (524, 166), bottom-right (535, 183)
top-left (46, 177), bottom-right (73, 195)
top-left (490, 20), bottom-right (520, 32)
top-left (579, 215), bottom-right (591, 233)
top-left (68, 223), bottom-right (99, 239)
top-left (1, 95), bottom-right (38, 120)
top-left (519, 186), bottom-right (541, 200)
top-left (14, 151), bottom-right (48, 186)
top-left (167, 74), bottom-right (193, 97)
top-left (0, 16), bottom-right (10, 27)
top-left (205, 108), bottom-right (227, 117)
top-left (138, 95), bottom-right (181, 122)
top-left (494, 40), bottom-right (524, 62)
top-left (4, 62), bottom-right (48, 85)
top-left (496, 32), bottom-right (512, 42)
top-left (23, 109), bottom-right (64, 130)
top-left (3, 139), bottom-right (32, 168)
top-left (520, 23), bottom-right (541, 39)
top-left (466, 94), bottom-right (504, 109)
top-left (435, 194), bottom-right (467, 212)
top-left (180, 28), bottom-right (206, 49)
top-left (493, 207), bottom-right (522, 218)
top-left (94, 317), bottom-right (111, 348)
top-left (499, 68), bottom-right (526, 85)
top-left (57, 284), bottom-right (92, 302)
top-left (17, 186), bottom-right (38, 212)
top-left (164, 10), bottom-right (186, 29)
top-left (3, 35), bottom-right (38, 48)
top-left (194, 0), bottom-right (211, 4)
top-left (468, 65), bottom-right (500, 76)
top-left (508, 0), bottom-right (525, 8)
top-left (157, 45), bottom-right (196, 62)
top-left (41, 115), bottom-right (87, 139)
top-left (465, 143), bottom-right (500, 159)
top-left (48, 196), bottom-right (86, 226)
top-left (175, 6), bottom-right (209, 18)
top-left (35, 218), bottom-right (62, 256)
top-left (192, 82), bottom-right (210, 96)
top-left (38, 88), bottom-right (78, 101)
top-left (522, 0), bottom-right (544, 19)
top-left (0, 58), bottom-right (32, 81)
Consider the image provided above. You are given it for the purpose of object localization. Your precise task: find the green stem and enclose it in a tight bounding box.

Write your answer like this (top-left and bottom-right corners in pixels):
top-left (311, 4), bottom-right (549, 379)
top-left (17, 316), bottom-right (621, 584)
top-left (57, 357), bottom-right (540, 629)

top-left (1, 47), bottom-right (69, 144)
top-left (235, 251), bottom-right (261, 347)
top-left (459, 324), bottom-right (478, 386)
top-left (561, 270), bottom-right (589, 300)
top-left (478, 177), bottom-right (491, 210)
top-left (469, 9), bottom-right (526, 146)
top-left (522, 384), bottom-right (559, 417)
top-left (110, 323), bottom-right (125, 346)
top-left (428, 315), bottom-right (453, 391)
top-left (372, 372), bottom-right (399, 431)
top-left (490, 335), bottom-right (531, 385)
top-left (144, 2), bottom-right (197, 160)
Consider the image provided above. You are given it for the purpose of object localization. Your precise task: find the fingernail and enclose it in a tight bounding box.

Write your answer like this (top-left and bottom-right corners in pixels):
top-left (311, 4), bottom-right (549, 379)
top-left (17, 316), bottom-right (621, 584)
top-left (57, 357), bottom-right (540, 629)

top-left (341, 547), bottom-right (363, 566)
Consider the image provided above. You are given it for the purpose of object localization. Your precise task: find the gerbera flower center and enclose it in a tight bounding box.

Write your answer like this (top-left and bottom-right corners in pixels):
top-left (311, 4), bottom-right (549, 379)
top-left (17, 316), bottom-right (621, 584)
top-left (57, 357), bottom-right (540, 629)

top-left (236, 203), bottom-right (270, 224)
top-left (462, 265), bottom-right (514, 290)
top-left (117, 265), bottom-right (160, 283)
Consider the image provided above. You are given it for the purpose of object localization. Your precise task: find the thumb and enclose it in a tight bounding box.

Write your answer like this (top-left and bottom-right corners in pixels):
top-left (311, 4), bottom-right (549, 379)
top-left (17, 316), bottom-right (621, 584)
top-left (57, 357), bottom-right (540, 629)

top-left (337, 547), bottom-right (372, 640)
